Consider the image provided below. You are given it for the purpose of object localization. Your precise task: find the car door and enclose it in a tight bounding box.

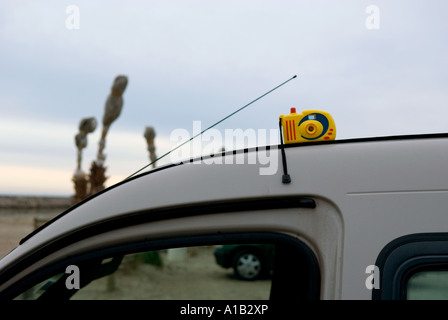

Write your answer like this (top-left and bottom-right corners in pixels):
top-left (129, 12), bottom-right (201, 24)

top-left (0, 196), bottom-right (341, 301)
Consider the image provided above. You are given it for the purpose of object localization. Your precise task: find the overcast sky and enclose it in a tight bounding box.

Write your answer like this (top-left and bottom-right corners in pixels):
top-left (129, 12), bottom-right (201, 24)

top-left (0, 0), bottom-right (447, 196)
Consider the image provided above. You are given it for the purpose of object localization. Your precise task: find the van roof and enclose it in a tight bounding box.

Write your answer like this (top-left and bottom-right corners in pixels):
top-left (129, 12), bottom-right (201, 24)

top-left (13, 132), bottom-right (448, 253)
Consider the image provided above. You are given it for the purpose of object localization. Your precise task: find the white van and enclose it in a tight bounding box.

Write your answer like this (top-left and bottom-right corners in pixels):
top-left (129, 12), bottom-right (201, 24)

top-left (0, 133), bottom-right (448, 302)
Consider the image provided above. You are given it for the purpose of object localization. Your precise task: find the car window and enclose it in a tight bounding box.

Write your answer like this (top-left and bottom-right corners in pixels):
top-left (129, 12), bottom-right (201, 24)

top-left (12, 234), bottom-right (320, 300)
top-left (373, 233), bottom-right (448, 300)
top-left (406, 270), bottom-right (448, 300)
top-left (17, 245), bottom-right (273, 300)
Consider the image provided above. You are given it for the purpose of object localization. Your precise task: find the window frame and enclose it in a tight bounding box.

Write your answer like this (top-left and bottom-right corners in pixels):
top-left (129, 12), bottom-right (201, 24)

top-left (1, 196), bottom-right (315, 286)
top-left (373, 233), bottom-right (448, 300)
top-left (3, 231), bottom-right (321, 301)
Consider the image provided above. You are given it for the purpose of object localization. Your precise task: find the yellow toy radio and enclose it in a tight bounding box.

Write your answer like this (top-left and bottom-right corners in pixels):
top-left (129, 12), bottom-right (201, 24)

top-left (279, 108), bottom-right (336, 143)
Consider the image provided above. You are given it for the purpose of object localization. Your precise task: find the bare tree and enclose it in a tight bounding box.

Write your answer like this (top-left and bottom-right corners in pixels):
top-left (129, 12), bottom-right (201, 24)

top-left (72, 117), bottom-right (97, 204)
top-left (89, 75), bottom-right (128, 195)
top-left (144, 126), bottom-right (157, 168)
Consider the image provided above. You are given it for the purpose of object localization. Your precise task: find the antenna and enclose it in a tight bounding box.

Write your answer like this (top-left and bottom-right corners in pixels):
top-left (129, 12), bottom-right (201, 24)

top-left (125, 75), bottom-right (298, 180)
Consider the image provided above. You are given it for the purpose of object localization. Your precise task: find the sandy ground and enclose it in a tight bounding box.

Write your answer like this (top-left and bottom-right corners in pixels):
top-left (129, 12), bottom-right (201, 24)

top-left (0, 214), bottom-right (36, 258)
top-left (0, 208), bottom-right (62, 258)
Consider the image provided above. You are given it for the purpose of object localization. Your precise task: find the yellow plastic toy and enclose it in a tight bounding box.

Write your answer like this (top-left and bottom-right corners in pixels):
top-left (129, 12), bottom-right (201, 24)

top-left (279, 108), bottom-right (336, 144)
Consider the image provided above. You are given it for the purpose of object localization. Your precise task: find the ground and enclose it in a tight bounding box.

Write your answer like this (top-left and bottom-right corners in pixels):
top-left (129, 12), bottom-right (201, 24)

top-left (0, 213), bottom-right (35, 258)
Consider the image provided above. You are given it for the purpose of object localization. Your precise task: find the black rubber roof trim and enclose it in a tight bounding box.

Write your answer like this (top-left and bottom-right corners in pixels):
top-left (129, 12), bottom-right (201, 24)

top-left (20, 195), bottom-right (315, 245)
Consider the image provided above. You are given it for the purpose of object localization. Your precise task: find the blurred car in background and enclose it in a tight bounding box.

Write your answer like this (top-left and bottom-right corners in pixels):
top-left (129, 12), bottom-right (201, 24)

top-left (213, 244), bottom-right (275, 280)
